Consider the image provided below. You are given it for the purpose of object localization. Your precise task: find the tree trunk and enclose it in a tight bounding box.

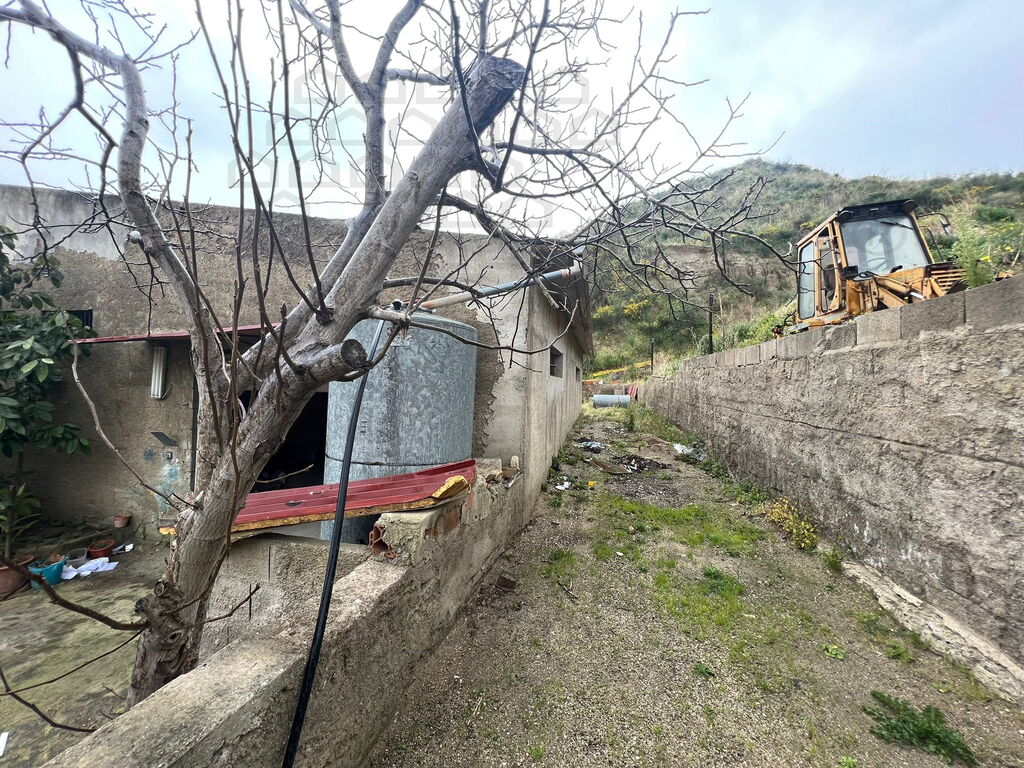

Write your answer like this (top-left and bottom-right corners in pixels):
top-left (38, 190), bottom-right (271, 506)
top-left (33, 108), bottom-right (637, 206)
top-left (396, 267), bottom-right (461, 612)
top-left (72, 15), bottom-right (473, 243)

top-left (126, 56), bottom-right (526, 707)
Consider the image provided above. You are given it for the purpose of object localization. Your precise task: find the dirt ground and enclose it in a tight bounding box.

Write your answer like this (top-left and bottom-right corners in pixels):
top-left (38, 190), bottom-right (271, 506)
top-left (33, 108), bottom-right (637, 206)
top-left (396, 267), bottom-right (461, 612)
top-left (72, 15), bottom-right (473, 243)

top-left (367, 405), bottom-right (1024, 768)
top-left (0, 538), bottom-right (164, 767)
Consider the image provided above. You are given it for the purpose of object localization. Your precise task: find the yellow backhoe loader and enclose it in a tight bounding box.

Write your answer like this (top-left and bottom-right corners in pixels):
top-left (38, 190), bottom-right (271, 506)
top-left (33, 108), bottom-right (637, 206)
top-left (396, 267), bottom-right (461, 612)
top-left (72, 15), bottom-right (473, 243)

top-left (788, 199), bottom-right (966, 331)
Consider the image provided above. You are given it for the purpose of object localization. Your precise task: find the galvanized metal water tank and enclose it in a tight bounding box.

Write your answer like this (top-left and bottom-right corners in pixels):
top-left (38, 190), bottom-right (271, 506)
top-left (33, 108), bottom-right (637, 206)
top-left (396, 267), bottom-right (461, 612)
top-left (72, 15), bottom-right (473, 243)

top-left (323, 313), bottom-right (478, 541)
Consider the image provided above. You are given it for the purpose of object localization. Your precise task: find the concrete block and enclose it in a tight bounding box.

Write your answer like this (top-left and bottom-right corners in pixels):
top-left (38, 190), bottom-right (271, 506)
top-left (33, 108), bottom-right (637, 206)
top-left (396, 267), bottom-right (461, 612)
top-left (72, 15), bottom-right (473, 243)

top-left (742, 345), bottom-right (761, 366)
top-left (900, 291), bottom-right (965, 340)
top-left (965, 277), bottom-right (1024, 331)
top-left (761, 339), bottom-right (779, 363)
top-left (819, 323), bottom-right (857, 352)
top-left (855, 309), bottom-right (900, 345)
top-left (778, 329), bottom-right (819, 360)
top-left (717, 348), bottom-right (738, 367)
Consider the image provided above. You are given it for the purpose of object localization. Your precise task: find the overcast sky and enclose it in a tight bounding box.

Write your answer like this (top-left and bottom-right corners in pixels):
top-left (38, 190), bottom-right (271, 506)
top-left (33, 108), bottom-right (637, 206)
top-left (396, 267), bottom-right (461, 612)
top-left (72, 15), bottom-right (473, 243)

top-left (2, 0), bottom-right (1021, 210)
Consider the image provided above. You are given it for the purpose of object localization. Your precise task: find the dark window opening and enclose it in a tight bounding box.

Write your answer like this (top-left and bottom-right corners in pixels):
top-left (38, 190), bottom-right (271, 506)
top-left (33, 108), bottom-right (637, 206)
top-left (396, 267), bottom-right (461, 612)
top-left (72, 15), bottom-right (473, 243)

top-left (549, 347), bottom-right (564, 377)
top-left (68, 309), bottom-right (93, 328)
top-left (245, 391), bottom-right (329, 491)
top-left (575, 366), bottom-right (581, 382)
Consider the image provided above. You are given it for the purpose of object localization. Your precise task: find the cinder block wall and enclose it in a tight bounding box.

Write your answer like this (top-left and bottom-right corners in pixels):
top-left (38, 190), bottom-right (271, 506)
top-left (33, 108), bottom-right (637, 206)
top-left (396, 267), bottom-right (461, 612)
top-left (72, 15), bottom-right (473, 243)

top-left (642, 279), bottom-right (1024, 671)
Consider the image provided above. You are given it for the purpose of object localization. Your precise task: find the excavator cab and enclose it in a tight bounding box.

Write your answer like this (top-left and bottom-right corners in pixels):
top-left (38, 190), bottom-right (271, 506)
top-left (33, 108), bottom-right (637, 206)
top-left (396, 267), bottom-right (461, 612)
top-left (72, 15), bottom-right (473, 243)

top-left (790, 199), bottom-right (966, 330)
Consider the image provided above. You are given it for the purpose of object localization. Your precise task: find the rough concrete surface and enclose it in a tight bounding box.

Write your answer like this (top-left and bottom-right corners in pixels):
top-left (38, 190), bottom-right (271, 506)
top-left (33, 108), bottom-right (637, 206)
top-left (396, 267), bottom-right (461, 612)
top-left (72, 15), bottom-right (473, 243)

top-left (367, 407), bottom-right (1024, 768)
top-left (37, 472), bottom-right (531, 768)
top-left (0, 541), bottom-right (164, 768)
top-left (642, 281), bottom-right (1024, 687)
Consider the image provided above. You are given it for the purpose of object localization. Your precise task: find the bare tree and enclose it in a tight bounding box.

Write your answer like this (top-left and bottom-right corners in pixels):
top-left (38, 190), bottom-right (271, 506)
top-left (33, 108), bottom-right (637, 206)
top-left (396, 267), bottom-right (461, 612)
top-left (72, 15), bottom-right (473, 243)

top-left (0, 0), bottom-right (781, 707)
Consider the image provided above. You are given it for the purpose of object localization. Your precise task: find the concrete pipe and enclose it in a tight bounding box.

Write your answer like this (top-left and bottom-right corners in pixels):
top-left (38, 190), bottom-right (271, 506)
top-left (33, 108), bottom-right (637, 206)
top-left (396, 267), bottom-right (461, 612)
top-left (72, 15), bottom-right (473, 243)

top-left (592, 394), bottom-right (631, 408)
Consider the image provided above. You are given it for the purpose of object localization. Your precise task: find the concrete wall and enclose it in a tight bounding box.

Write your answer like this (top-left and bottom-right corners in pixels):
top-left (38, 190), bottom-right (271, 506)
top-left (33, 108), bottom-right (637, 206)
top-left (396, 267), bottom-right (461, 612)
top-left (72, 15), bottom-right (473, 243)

top-left (43, 464), bottom-right (528, 768)
top-left (0, 185), bottom-right (588, 527)
top-left (642, 279), bottom-right (1024, 699)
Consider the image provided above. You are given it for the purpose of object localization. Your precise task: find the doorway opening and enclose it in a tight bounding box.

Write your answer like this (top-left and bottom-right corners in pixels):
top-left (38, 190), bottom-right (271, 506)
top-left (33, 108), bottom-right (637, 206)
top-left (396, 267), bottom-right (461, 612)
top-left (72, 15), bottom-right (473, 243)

top-left (249, 392), bottom-right (329, 491)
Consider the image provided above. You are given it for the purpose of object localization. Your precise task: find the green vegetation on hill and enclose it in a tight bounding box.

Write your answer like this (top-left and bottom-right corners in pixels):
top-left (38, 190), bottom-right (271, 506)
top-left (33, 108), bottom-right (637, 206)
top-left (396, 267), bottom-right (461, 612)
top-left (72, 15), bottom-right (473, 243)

top-left (589, 160), bottom-right (1024, 371)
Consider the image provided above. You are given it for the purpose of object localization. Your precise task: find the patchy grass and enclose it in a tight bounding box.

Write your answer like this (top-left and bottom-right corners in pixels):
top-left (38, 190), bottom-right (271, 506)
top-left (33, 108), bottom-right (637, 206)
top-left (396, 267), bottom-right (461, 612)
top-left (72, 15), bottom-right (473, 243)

top-left (855, 611), bottom-right (893, 639)
top-left (864, 691), bottom-right (977, 766)
top-left (622, 403), bottom-right (692, 443)
top-left (591, 493), bottom-right (765, 558)
top-left (885, 642), bottom-right (915, 664)
top-left (722, 479), bottom-right (771, 505)
top-left (542, 549), bottom-right (578, 582)
top-left (651, 561), bottom-right (747, 635)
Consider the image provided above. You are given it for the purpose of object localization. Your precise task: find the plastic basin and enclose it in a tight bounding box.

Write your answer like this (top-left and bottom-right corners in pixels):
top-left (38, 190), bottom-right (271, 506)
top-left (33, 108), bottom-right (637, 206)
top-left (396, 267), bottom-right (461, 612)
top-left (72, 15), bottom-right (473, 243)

top-left (28, 557), bottom-right (67, 588)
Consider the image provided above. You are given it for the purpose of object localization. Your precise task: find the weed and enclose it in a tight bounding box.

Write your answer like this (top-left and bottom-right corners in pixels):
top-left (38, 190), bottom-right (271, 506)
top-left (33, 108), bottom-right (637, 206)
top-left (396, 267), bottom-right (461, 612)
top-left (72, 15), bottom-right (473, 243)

top-left (722, 480), bottom-right (771, 505)
top-left (822, 644), bottom-right (846, 660)
top-left (549, 493), bottom-right (564, 510)
top-left (908, 632), bottom-right (931, 650)
top-left (863, 691), bottom-right (977, 766)
top-left (754, 498), bottom-right (818, 550)
top-left (948, 661), bottom-right (992, 702)
top-left (542, 549), bottom-right (577, 581)
top-left (822, 546), bottom-right (844, 573)
top-left (854, 611), bottom-right (892, 639)
top-left (698, 457), bottom-right (731, 481)
top-left (591, 540), bottom-right (614, 561)
top-left (885, 642), bottom-right (914, 664)
top-left (529, 636), bottom-right (542, 648)
top-left (621, 403), bottom-right (690, 443)
top-left (699, 566), bottom-right (744, 598)
top-left (526, 743), bottom-right (546, 761)
top-left (837, 758), bottom-right (858, 768)
top-left (692, 662), bottom-right (715, 678)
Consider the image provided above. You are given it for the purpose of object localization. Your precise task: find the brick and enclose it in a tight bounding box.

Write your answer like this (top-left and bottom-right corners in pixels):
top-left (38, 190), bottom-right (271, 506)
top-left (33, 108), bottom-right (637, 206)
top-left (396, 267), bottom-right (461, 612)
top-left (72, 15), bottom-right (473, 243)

top-left (965, 278), bottom-right (1024, 332)
top-left (900, 291), bottom-right (965, 340)
top-left (855, 309), bottom-right (900, 345)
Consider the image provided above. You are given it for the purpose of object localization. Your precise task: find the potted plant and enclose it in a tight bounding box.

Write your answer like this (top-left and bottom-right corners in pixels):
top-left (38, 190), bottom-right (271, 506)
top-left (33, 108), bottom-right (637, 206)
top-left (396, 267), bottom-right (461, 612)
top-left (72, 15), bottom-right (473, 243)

top-left (0, 552), bottom-right (32, 598)
top-left (87, 538), bottom-right (116, 559)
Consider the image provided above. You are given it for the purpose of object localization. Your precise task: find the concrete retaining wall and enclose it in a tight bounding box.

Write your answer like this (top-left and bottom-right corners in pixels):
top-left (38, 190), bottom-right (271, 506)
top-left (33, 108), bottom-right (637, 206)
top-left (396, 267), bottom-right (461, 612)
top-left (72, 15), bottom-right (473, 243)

top-left (44, 463), bottom-right (528, 767)
top-left (642, 279), bottom-right (1024, 700)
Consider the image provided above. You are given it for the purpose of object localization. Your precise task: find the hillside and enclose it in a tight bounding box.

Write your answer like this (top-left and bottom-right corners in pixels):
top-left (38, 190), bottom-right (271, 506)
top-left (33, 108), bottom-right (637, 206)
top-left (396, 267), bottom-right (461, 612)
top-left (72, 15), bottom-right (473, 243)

top-left (589, 160), bottom-right (1024, 371)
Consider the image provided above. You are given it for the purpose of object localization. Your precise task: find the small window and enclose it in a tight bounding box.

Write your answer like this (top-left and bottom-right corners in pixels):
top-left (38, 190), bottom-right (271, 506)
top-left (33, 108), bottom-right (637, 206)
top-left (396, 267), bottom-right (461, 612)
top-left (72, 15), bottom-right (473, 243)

top-left (575, 366), bottom-right (581, 382)
top-left (549, 347), bottom-right (564, 377)
top-left (69, 309), bottom-right (93, 328)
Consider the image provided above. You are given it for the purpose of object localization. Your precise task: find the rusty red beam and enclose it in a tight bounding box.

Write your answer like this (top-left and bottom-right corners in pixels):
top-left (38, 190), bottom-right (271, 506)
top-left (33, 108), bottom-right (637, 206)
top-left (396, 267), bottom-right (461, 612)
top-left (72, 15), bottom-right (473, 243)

top-left (77, 324), bottom-right (271, 345)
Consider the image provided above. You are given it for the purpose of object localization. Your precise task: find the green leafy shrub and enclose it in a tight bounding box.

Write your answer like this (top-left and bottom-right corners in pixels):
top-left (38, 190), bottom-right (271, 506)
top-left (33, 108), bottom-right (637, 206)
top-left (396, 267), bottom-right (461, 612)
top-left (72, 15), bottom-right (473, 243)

top-left (863, 691), bottom-right (977, 766)
top-left (0, 227), bottom-right (92, 556)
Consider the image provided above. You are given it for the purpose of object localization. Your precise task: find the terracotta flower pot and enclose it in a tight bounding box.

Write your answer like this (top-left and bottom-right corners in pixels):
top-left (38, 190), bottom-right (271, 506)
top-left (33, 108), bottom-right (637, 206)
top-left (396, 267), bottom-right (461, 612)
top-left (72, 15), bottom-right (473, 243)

top-left (0, 554), bottom-right (33, 599)
top-left (87, 538), bottom-right (116, 559)
top-left (113, 513), bottom-right (132, 529)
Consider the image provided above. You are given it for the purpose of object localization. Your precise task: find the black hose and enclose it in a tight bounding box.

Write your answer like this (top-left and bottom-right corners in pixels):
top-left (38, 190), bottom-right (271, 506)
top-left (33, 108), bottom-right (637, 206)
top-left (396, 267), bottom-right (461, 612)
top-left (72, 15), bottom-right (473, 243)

top-left (281, 318), bottom-right (389, 768)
